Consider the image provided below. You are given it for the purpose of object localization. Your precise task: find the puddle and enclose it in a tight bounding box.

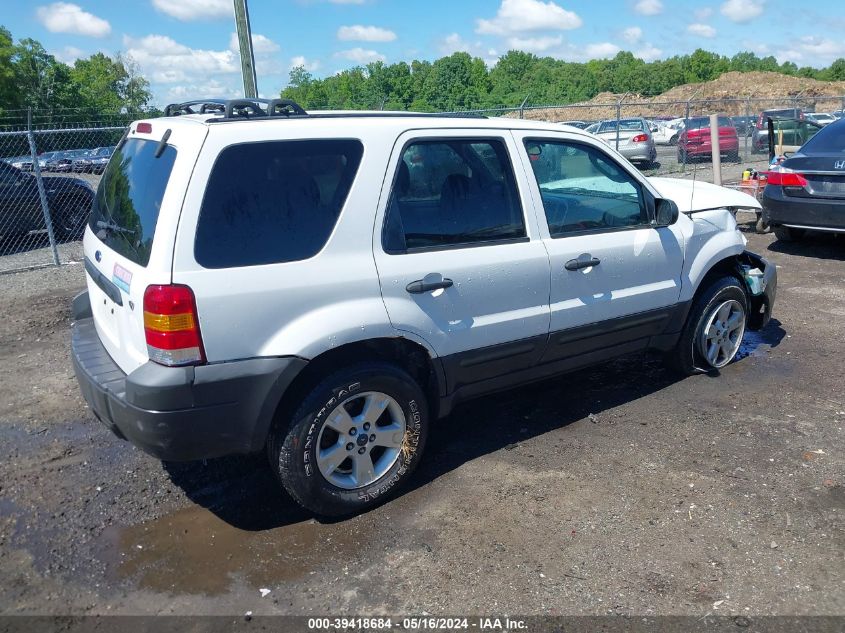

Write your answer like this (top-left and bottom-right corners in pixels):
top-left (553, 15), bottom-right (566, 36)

top-left (735, 329), bottom-right (772, 361)
top-left (100, 505), bottom-right (368, 595)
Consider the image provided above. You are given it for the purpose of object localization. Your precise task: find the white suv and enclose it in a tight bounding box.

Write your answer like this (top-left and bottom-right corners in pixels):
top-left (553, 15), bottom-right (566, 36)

top-left (71, 99), bottom-right (776, 516)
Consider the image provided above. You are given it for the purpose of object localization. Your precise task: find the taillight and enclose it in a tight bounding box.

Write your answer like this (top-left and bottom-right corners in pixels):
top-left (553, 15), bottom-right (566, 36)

top-left (143, 284), bottom-right (205, 367)
top-left (632, 134), bottom-right (648, 143)
top-left (765, 170), bottom-right (809, 187)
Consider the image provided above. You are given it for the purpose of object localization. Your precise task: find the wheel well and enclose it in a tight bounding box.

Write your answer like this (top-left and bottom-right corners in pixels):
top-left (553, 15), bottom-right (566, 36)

top-left (697, 256), bottom-right (747, 302)
top-left (269, 337), bottom-right (442, 441)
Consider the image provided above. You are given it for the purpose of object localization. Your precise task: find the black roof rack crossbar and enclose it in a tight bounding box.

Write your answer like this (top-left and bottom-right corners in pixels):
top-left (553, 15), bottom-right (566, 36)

top-left (225, 99), bottom-right (268, 119)
top-left (267, 99), bottom-right (308, 117)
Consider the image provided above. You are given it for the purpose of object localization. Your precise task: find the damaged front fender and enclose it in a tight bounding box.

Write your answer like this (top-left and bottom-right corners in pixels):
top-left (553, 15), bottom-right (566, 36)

top-left (735, 251), bottom-right (777, 330)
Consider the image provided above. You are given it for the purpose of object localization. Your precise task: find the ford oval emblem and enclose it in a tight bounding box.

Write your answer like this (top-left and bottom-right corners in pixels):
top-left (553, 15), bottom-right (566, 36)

top-left (95, 250), bottom-right (102, 263)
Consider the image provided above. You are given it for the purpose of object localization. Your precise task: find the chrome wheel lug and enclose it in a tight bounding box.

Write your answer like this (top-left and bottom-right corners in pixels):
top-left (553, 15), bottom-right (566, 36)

top-left (363, 422), bottom-right (371, 431)
top-left (370, 434), bottom-right (376, 442)
top-left (346, 442), bottom-right (354, 451)
top-left (357, 447), bottom-right (366, 455)
top-left (349, 427), bottom-right (357, 436)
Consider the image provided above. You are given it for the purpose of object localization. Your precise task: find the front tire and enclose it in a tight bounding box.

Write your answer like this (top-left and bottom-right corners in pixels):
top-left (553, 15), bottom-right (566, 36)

top-left (666, 276), bottom-right (748, 376)
top-left (268, 362), bottom-right (429, 517)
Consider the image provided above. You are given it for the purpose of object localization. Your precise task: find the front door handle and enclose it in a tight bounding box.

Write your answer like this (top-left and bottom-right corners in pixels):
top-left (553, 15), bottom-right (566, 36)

top-left (406, 275), bottom-right (454, 294)
top-left (565, 256), bottom-right (601, 271)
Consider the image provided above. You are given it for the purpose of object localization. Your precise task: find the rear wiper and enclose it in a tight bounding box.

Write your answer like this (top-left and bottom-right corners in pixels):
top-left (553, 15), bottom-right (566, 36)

top-left (96, 220), bottom-right (135, 235)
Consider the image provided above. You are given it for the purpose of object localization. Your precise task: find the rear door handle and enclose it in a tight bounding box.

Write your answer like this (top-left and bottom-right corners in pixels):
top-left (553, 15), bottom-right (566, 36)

top-left (406, 275), bottom-right (454, 294)
top-left (565, 257), bottom-right (601, 271)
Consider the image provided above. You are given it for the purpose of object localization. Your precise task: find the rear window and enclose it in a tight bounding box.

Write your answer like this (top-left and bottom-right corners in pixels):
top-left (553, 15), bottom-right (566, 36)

top-left (686, 116), bottom-right (733, 130)
top-left (799, 121), bottom-right (845, 154)
top-left (89, 138), bottom-right (177, 267)
top-left (194, 139), bottom-right (363, 269)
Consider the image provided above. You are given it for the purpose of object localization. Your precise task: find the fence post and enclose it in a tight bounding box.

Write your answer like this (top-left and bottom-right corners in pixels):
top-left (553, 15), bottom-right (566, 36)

top-left (709, 113), bottom-right (722, 186)
top-left (26, 108), bottom-right (60, 267)
top-left (519, 95), bottom-right (530, 119)
top-left (744, 97), bottom-right (751, 162)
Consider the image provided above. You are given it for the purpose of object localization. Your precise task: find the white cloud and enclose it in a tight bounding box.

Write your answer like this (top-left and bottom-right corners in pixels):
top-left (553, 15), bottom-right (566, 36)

top-left (777, 36), bottom-right (845, 66)
top-left (290, 56), bottom-right (321, 72)
top-left (477, 0), bottom-right (582, 36)
top-left (52, 45), bottom-right (85, 65)
top-left (334, 47), bottom-right (386, 64)
top-left (337, 25), bottom-right (397, 42)
top-left (721, 0), bottom-right (765, 23)
top-left (437, 34), bottom-right (499, 66)
top-left (123, 34), bottom-right (238, 84)
top-left (687, 23), bottom-right (717, 38)
top-left (695, 7), bottom-right (714, 20)
top-left (622, 26), bottom-right (642, 43)
top-left (165, 79), bottom-right (241, 102)
top-left (228, 32), bottom-right (281, 54)
top-left (151, 0), bottom-right (231, 21)
top-left (634, 44), bottom-right (663, 61)
top-left (633, 0), bottom-right (663, 16)
top-left (585, 42), bottom-right (621, 58)
top-left (35, 3), bottom-right (111, 37)
top-left (506, 35), bottom-right (563, 53)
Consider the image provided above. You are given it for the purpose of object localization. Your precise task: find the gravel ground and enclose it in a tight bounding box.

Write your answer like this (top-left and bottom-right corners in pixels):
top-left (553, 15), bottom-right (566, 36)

top-left (0, 220), bottom-right (843, 619)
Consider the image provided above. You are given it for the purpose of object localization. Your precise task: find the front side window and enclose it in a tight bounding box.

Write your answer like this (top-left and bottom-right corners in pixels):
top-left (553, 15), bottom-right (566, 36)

top-left (194, 139), bottom-right (363, 268)
top-left (383, 139), bottom-right (525, 252)
top-left (524, 140), bottom-right (649, 237)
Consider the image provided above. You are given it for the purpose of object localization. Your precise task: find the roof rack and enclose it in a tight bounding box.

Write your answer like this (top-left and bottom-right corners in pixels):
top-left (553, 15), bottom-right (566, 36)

top-left (162, 98), bottom-right (487, 122)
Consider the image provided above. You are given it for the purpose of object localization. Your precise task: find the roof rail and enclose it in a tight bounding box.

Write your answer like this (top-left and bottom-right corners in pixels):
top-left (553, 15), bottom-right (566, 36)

top-left (267, 99), bottom-right (308, 117)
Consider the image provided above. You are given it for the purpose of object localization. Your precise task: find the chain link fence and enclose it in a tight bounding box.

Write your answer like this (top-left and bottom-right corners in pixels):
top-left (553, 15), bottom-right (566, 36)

top-left (0, 110), bottom-right (129, 273)
top-left (442, 94), bottom-right (845, 178)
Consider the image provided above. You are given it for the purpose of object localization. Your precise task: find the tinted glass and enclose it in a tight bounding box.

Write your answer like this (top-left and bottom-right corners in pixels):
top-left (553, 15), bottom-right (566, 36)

top-left (800, 121), bottom-right (845, 154)
top-left (383, 139), bottom-right (525, 252)
top-left (686, 116), bottom-right (733, 129)
top-left (524, 140), bottom-right (648, 236)
top-left (598, 119), bottom-right (644, 133)
top-left (89, 138), bottom-right (177, 267)
top-left (195, 139), bottom-right (363, 268)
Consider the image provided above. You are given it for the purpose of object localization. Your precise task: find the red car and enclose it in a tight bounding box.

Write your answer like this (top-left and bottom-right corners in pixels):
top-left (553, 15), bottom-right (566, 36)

top-left (678, 116), bottom-right (740, 163)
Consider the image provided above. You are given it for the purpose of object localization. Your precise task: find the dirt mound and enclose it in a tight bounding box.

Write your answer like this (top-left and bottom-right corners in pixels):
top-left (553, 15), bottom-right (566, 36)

top-left (510, 71), bottom-right (845, 122)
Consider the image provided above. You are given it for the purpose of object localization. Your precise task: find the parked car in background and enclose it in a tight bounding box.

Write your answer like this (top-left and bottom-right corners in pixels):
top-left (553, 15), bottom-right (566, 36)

top-left (593, 118), bottom-right (657, 167)
top-left (557, 120), bottom-right (589, 129)
top-left (72, 147), bottom-right (114, 174)
top-left (4, 156), bottom-right (32, 171)
top-left (763, 117), bottom-right (845, 242)
top-left (731, 116), bottom-right (755, 137)
top-left (806, 112), bottom-right (837, 127)
top-left (46, 149), bottom-right (89, 173)
top-left (584, 122), bottom-right (600, 134)
top-left (677, 116), bottom-right (740, 164)
top-left (832, 111), bottom-right (844, 120)
top-left (0, 159), bottom-right (94, 241)
top-left (651, 119), bottom-right (683, 145)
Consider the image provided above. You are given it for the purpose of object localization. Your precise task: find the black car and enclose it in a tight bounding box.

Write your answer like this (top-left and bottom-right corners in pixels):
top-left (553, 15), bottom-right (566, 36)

top-left (763, 118), bottom-right (845, 242)
top-left (730, 115), bottom-right (755, 137)
top-left (0, 160), bottom-right (94, 241)
top-left (46, 149), bottom-right (89, 173)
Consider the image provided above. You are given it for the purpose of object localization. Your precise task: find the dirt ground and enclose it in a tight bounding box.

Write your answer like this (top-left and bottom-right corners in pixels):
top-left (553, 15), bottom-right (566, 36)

top-left (0, 219), bottom-right (843, 619)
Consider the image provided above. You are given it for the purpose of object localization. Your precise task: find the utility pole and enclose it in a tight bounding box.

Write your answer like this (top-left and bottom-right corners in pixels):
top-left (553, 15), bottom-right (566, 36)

top-left (233, 0), bottom-right (258, 98)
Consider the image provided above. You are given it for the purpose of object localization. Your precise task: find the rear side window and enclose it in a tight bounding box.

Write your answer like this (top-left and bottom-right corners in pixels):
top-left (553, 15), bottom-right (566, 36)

top-left (382, 139), bottom-right (525, 252)
top-left (89, 138), bottom-right (177, 267)
top-left (194, 139), bottom-right (363, 268)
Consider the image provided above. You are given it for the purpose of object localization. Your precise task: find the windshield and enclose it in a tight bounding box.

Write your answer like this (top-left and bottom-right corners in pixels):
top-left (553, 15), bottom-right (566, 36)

top-left (88, 138), bottom-right (177, 266)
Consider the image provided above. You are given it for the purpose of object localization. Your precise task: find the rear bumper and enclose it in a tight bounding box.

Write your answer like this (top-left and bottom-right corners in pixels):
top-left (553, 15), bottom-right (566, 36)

top-left (763, 187), bottom-right (845, 232)
top-left (70, 291), bottom-right (307, 462)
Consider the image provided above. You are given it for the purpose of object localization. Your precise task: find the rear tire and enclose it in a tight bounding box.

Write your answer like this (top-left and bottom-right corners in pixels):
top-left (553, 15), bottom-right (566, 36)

top-left (773, 225), bottom-right (804, 242)
top-left (53, 196), bottom-right (92, 241)
top-left (665, 276), bottom-right (748, 376)
top-left (267, 361), bottom-right (429, 517)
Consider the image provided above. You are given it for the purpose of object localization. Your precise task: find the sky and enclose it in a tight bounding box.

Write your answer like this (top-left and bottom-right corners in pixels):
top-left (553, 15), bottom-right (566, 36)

top-left (4, 0), bottom-right (845, 106)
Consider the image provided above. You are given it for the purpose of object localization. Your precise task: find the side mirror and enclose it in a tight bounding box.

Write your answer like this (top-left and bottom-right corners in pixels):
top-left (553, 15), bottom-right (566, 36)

top-left (654, 198), bottom-right (679, 226)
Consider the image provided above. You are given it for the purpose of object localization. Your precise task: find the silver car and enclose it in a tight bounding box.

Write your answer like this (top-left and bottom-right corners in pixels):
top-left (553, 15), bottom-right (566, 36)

top-left (593, 118), bottom-right (657, 167)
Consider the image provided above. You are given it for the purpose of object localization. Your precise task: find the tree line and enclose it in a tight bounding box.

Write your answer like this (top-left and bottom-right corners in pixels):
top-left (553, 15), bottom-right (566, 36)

top-left (282, 49), bottom-right (845, 112)
top-left (0, 25), bottom-right (153, 125)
